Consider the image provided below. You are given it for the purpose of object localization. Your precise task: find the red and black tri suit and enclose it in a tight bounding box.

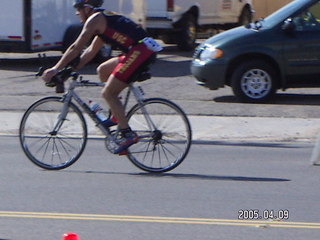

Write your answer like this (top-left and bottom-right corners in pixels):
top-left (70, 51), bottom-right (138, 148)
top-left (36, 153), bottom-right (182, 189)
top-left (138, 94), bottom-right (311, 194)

top-left (98, 13), bottom-right (160, 82)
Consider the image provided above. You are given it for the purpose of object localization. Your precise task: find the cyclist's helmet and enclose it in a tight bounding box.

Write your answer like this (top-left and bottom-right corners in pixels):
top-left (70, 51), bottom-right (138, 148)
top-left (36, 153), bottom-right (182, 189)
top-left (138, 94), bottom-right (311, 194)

top-left (73, 0), bottom-right (103, 9)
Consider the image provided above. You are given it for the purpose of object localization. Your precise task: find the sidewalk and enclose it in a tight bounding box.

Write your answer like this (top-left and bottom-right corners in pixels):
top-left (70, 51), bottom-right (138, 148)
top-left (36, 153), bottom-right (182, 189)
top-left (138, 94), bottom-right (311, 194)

top-left (2, 110), bottom-right (320, 142)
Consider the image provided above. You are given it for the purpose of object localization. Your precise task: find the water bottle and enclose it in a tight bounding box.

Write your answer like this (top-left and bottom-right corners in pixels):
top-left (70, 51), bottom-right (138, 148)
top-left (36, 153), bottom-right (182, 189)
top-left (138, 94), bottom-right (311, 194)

top-left (88, 100), bottom-right (108, 122)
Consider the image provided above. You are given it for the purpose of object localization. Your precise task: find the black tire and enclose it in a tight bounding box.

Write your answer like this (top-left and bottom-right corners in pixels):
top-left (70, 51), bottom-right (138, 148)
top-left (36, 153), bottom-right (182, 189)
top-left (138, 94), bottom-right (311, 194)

top-left (238, 7), bottom-right (252, 26)
top-left (177, 14), bottom-right (197, 51)
top-left (62, 24), bottom-right (83, 52)
top-left (231, 60), bottom-right (277, 103)
top-left (19, 97), bottom-right (88, 170)
top-left (126, 98), bottom-right (192, 173)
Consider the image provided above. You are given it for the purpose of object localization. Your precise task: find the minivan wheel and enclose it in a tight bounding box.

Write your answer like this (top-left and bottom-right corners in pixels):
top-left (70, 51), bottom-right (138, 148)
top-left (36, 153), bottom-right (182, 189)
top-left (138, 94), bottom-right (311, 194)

top-left (231, 60), bottom-right (277, 103)
top-left (177, 14), bottom-right (197, 51)
top-left (62, 24), bottom-right (83, 52)
top-left (238, 7), bottom-right (252, 26)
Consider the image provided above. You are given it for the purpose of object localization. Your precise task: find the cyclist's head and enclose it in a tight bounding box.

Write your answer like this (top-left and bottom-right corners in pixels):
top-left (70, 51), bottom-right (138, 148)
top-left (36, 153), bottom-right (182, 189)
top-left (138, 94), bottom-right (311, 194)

top-left (73, 0), bottom-right (103, 9)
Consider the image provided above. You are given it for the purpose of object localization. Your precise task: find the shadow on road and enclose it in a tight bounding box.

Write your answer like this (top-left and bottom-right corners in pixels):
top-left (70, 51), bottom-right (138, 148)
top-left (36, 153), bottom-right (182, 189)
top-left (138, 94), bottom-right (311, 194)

top-left (192, 140), bottom-right (308, 149)
top-left (132, 172), bottom-right (290, 182)
top-left (62, 170), bottom-right (290, 182)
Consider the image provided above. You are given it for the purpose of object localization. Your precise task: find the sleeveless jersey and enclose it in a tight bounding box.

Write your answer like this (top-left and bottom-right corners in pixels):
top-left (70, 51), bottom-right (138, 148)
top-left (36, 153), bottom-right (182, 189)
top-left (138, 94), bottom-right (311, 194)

top-left (98, 13), bottom-right (148, 52)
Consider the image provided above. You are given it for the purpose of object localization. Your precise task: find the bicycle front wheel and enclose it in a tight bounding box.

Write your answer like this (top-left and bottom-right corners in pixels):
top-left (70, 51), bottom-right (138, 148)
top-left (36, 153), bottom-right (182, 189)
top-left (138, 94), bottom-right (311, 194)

top-left (127, 98), bottom-right (192, 173)
top-left (19, 96), bottom-right (87, 170)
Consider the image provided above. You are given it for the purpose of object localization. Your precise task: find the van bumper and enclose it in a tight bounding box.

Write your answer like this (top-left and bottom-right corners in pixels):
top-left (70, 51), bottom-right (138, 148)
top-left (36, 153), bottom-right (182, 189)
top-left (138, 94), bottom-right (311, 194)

top-left (190, 59), bottom-right (227, 90)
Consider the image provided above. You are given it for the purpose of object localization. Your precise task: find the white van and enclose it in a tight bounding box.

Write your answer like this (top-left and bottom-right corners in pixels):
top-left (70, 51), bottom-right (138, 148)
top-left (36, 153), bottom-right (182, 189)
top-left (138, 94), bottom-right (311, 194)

top-left (0, 0), bottom-right (144, 54)
top-left (145, 0), bottom-right (254, 50)
top-left (0, 0), bottom-right (77, 53)
top-left (0, 0), bottom-right (251, 53)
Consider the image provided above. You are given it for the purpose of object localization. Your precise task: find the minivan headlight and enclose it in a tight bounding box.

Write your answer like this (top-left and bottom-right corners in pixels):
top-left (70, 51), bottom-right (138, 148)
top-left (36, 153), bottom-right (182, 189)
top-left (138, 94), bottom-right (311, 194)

top-left (199, 45), bottom-right (223, 62)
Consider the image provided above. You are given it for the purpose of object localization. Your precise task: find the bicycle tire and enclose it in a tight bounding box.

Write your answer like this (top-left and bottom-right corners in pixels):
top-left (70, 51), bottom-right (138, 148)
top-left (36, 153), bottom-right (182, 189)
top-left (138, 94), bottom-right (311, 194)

top-left (19, 96), bottom-right (88, 170)
top-left (126, 98), bottom-right (192, 173)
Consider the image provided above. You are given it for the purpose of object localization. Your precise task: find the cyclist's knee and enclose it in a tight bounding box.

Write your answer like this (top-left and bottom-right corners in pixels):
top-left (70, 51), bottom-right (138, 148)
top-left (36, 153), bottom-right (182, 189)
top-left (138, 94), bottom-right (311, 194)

top-left (97, 58), bottom-right (119, 82)
top-left (101, 76), bottom-right (127, 102)
top-left (101, 86), bottom-right (111, 101)
top-left (97, 65), bottom-right (109, 82)
top-left (101, 85), bottom-right (118, 102)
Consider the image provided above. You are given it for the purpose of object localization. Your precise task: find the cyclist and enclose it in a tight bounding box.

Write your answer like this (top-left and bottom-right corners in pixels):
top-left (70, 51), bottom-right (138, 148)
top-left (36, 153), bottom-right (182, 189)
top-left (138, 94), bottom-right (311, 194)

top-left (42, 0), bottom-right (162, 154)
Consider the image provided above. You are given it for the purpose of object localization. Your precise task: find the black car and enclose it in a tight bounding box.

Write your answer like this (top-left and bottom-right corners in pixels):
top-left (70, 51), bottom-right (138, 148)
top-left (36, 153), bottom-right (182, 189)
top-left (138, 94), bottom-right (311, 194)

top-left (191, 0), bottom-right (320, 103)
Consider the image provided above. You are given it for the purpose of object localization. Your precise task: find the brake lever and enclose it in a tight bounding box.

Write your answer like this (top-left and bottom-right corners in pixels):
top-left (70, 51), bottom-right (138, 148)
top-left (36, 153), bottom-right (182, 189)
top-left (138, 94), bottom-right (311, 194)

top-left (36, 53), bottom-right (47, 77)
top-left (35, 66), bottom-right (45, 77)
top-left (71, 72), bottom-right (79, 80)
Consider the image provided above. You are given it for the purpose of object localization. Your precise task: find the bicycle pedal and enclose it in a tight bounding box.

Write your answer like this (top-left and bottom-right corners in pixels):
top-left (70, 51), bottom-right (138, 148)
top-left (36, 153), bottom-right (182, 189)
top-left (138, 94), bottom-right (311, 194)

top-left (118, 150), bottom-right (128, 156)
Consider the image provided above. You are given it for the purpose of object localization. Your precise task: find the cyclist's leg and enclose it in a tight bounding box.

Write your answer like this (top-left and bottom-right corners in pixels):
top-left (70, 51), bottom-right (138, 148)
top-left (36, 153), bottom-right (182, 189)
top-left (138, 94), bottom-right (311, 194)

top-left (100, 45), bottom-right (151, 129)
top-left (102, 76), bottom-right (138, 154)
top-left (100, 44), bottom-right (154, 153)
top-left (101, 75), bottom-right (129, 129)
top-left (97, 56), bottom-right (119, 82)
top-left (97, 56), bottom-right (122, 126)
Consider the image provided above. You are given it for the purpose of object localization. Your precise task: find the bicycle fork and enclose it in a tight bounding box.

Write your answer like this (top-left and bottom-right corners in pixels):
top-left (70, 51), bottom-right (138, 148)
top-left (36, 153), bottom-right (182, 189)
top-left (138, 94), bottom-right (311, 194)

top-left (48, 94), bottom-right (73, 136)
top-left (129, 85), bottom-right (162, 145)
top-left (129, 85), bottom-right (157, 131)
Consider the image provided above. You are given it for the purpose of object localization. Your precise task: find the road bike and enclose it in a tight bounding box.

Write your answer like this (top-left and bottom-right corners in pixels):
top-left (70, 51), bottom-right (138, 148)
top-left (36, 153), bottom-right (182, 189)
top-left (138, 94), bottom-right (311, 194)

top-left (19, 67), bottom-right (192, 173)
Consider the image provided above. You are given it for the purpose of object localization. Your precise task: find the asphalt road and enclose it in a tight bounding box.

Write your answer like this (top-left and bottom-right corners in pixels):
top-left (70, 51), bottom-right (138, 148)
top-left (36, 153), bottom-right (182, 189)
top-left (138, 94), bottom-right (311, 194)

top-left (2, 46), bottom-right (320, 143)
top-left (1, 46), bottom-right (320, 118)
top-left (1, 136), bottom-right (320, 240)
top-left (1, 46), bottom-right (320, 240)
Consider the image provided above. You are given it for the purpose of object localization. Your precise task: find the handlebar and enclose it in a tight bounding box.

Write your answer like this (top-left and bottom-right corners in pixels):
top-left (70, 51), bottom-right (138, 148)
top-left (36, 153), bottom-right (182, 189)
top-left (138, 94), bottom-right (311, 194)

top-left (43, 67), bottom-right (79, 93)
top-left (36, 53), bottom-right (80, 93)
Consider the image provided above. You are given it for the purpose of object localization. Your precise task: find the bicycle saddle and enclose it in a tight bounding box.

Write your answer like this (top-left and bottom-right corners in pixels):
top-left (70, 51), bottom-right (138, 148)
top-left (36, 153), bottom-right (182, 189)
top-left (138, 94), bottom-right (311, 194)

top-left (130, 53), bottom-right (156, 82)
top-left (136, 69), bottom-right (151, 82)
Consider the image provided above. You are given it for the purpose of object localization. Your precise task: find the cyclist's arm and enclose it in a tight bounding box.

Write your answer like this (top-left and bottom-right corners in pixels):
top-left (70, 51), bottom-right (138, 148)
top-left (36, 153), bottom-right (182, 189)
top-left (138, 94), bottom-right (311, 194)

top-left (42, 13), bottom-right (105, 82)
top-left (74, 36), bottom-right (104, 70)
top-left (54, 22), bottom-right (98, 70)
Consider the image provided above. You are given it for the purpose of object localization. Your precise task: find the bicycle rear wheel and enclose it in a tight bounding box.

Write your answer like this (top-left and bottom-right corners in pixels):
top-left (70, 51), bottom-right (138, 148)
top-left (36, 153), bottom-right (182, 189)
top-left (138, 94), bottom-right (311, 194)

top-left (19, 96), bottom-right (87, 170)
top-left (127, 98), bottom-right (192, 173)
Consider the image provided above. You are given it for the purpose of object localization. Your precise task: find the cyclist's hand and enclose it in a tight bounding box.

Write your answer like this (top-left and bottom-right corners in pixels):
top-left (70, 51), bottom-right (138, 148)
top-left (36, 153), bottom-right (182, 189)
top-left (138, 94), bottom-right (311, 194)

top-left (42, 68), bottom-right (58, 83)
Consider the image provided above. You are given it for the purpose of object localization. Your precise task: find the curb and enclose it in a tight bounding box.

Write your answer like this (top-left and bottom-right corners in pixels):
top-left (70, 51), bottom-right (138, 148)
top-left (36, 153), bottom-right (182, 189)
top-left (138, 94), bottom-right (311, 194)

top-left (2, 111), bottom-right (320, 142)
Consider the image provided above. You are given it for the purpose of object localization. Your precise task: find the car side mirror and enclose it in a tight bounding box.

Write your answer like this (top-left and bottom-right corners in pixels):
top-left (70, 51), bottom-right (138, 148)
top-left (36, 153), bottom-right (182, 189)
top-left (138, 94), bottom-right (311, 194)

top-left (282, 19), bottom-right (296, 32)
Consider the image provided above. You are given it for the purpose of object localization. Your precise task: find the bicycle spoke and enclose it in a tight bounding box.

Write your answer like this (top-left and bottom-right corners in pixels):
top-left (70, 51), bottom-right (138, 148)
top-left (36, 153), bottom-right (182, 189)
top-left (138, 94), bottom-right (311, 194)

top-left (40, 137), bottom-right (52, 162)
top-left (56, 137), bottom-right (73, 160)
top-left (159, 143), bottom-right (172, 166)
top-left (52, 138), bottom-right (62, 165)
top-left (127, 98), bottom-right (191, 172)
top-left (142, 141), bottom-right (153, 163)
top-left (19, 97), bottom-right (87, 170)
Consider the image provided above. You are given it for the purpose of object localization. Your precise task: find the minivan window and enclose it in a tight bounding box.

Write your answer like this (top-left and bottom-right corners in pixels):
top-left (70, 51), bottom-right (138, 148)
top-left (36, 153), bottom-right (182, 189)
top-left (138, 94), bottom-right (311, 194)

top-left (292, 1), bottom-right (320, 31)
top-left (262, 0), bottom-right (315, 29)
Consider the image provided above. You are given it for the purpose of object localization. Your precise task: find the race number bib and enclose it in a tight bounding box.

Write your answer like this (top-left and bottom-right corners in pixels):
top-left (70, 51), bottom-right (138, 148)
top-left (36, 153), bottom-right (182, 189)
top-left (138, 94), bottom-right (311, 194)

top-left (141, 37), bottom-right (163, 52)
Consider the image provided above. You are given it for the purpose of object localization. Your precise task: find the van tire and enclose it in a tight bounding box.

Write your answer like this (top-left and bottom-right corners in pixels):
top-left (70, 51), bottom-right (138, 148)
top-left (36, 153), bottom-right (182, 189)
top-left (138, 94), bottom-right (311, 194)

top-left (62, 24), bottom-right (83, 52)
top-left (177, 14), bottom-right (197, 51)
top-left (238, 7), bottom-right (252, 26)
top-left (231, 60), bottom-right (277, 103)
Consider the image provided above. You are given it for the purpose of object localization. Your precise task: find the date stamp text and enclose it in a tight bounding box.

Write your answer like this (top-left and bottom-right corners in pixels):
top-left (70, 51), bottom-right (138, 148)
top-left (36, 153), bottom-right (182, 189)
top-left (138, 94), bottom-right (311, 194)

top-left (238, 209), bottom-right (289, 220)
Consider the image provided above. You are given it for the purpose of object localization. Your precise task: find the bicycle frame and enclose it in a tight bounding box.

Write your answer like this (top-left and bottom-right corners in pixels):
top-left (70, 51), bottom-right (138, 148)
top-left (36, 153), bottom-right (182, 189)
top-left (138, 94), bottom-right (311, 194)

top-left (56, 78), bottom-right (156, 141)
top-left (20, 69), bottom-right (192, 172)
